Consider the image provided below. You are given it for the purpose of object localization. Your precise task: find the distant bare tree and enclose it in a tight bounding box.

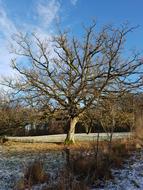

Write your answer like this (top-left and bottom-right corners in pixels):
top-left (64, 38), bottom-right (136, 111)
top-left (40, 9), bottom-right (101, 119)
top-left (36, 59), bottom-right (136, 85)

top-left (100, 92), bottom-right (135, 153)
top-left (3, 22), bottom-right (143, 143)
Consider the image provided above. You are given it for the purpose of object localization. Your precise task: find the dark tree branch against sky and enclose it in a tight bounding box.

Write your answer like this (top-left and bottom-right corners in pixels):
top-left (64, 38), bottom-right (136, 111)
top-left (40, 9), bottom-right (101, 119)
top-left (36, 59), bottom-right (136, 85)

top-left (0, 0), bottom-right (143, 77)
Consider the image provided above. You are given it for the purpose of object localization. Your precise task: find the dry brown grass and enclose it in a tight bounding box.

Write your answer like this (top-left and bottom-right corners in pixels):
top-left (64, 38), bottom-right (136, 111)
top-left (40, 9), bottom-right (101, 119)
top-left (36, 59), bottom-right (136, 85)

top-left (24, 160), bottom-right (49, 186)
top-left (63, 138), bottom-right (143, 186)
top-left (3, 138), bottom-right (141, 154)
top-left (135, 116), bottom-right (143, 141)
top-left (2, 141), bottom-right (98, 155)
top-left (14, 138), bottom-right (143, 190)
top-left (3, 142), bottom-right (64, 153)
top-left (15, 160), bottom-right (49, 190)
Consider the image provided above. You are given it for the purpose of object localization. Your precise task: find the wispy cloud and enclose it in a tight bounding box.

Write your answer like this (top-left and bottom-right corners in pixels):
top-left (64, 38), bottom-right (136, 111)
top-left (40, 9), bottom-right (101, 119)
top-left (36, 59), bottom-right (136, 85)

top-left (70, 0), bottom-right (78, 6)
top-left (0, 0), bottom-right (62, 78)
top-left (37, 0), bottom-right (60, 28)
top-left (0, 3), bottom-right (17, 39)
top-left (0, 2), bottom-right (17, 77)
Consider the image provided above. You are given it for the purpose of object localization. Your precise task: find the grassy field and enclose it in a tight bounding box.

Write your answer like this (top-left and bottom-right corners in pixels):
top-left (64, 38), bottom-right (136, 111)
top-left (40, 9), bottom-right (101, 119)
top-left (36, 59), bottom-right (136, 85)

top-left (2, 136), bottom-right (135, 154)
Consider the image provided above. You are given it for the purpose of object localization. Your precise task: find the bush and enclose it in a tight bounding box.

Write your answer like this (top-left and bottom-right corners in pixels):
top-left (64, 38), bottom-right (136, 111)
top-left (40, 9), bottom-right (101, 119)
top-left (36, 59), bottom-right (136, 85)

top-left (24, 160), bottom-right (49, 186)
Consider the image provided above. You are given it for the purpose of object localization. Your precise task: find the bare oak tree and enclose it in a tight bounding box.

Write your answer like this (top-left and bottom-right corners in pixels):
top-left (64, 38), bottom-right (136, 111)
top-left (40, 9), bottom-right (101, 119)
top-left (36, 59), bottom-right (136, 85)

top-left (3, 23), bottom-right (143, 143)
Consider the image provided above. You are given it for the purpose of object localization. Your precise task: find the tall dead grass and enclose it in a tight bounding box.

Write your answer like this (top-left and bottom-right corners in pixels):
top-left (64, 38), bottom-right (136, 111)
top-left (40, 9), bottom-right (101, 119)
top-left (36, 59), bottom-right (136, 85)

top-left (135, 116), bottom-right (143, 141)
top-left (15, 139), bottom-right (142, 190)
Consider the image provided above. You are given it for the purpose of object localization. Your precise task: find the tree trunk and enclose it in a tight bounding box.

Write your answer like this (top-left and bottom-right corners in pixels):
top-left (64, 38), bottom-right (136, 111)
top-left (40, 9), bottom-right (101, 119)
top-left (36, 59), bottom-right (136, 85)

top-left (65, 117), bottom-right (79, 144)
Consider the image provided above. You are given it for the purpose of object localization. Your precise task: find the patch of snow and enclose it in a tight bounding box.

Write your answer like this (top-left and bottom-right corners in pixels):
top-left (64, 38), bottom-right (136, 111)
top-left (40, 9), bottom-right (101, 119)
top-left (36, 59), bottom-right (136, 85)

top-left (0, 146), bottom-right (143, 190)
top-left (0, 150), bottom-right (65, 190)
top-left (93, 150), bottom-right (143, 190)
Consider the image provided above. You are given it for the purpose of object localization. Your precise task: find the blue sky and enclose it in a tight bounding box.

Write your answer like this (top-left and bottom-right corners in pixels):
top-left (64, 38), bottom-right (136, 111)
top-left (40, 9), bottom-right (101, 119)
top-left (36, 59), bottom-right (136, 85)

top-left (0, 0), bottom-right (143, 77)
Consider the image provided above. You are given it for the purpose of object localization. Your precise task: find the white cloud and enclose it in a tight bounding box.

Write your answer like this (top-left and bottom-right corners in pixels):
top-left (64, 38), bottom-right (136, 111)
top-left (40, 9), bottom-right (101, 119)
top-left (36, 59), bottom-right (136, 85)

top-left (37, 0), bottom-right (60, 28)
top-left (0, 0), bottom-right (61, 80)
top-left (70, 0), bottom-right (78, 6)
top-left (0, 3), bottom-right (17, 78)
top-left (0, 5), bottom-right (17, 39)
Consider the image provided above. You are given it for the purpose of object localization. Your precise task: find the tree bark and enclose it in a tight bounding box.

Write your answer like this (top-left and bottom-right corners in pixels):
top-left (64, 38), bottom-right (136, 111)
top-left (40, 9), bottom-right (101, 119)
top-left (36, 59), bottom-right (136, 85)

top-left (65, 117), bottom-right (79, 144)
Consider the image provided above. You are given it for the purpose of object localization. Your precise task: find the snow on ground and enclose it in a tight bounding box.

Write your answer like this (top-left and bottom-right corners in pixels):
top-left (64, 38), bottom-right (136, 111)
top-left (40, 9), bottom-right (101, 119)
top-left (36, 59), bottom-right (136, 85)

top-left (93, 149), bottom-right (143, 190)
top-left (0, 145), bottom-right (143, 190)
top-left (0, 146), bottom-right (65, 189)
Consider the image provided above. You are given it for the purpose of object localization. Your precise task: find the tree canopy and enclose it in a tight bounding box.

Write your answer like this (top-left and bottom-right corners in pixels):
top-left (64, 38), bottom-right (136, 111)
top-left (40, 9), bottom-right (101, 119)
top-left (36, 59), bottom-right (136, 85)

top-left (3, 22), bottom-right (143, 143)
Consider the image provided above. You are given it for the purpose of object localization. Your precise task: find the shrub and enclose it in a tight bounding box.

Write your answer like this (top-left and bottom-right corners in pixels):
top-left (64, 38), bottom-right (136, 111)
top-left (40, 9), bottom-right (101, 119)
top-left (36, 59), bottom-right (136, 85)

top-left (25, 160), bottom-right (49, 186)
